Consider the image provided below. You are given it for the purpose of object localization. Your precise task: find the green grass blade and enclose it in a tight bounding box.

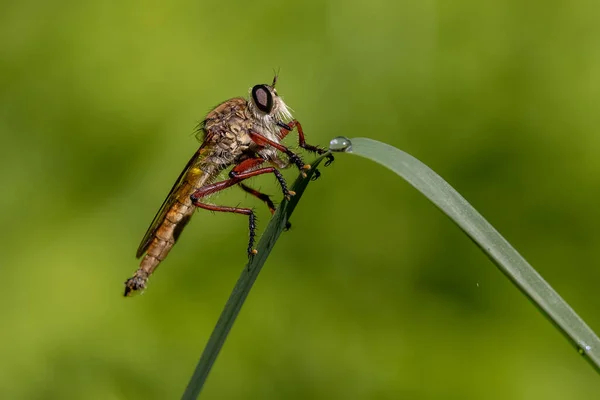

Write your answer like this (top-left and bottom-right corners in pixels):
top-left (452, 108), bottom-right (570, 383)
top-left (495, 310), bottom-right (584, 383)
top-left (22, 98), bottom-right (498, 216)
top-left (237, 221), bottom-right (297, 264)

top-left (181, 154), bottom-right (331, 400)
top-left (344, 136), bottom-right (600, 372)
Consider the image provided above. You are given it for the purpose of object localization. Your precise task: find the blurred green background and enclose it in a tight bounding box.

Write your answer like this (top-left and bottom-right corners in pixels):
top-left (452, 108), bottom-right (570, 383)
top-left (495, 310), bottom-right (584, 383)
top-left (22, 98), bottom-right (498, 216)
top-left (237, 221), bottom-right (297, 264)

top-left (1, 0), bottom-right (599, 398)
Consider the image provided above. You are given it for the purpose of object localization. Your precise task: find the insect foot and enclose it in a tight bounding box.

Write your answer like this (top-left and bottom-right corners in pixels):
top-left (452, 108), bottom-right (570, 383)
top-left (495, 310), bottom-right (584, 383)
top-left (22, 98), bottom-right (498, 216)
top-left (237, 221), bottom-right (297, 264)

top-left (284, 190), bottom-right (297, 201)
top-left (324, 153), bottom-right (335, 167)
top-left (310, 168), bottom-right (322, 181)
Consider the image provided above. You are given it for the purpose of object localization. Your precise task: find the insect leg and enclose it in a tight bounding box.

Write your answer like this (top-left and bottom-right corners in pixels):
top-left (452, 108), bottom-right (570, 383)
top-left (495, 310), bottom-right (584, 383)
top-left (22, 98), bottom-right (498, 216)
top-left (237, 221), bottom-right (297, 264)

top-left (238, 183), bottom-right (292, 230)
top-left (192, 201), bottom-right (258, 257)
top-left (277, 120), bottom-right (335, 167)
top-left (230, 160), bottom-right (295, 200)
top-left (249, 131), bottom-right (310, 173)
top-left (190, 158), bottom-right (294, 255)
top-left (239, 183), bottom-right (276, 214)
top-left (191, 157), bottom-right (294, 200)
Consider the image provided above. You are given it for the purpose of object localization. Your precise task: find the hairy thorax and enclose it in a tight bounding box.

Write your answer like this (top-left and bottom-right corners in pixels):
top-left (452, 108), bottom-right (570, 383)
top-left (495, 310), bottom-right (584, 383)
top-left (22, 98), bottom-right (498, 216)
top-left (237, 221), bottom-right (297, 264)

top-left (199, 97), bottom-right (287, 172)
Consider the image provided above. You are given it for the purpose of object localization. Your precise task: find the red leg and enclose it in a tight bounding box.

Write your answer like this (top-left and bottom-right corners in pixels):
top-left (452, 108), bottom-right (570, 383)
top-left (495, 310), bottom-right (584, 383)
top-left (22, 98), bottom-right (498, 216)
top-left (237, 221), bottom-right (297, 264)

top-left (279, 120), bottom-right (326, 155)
top-left (192, 202), bottom-right (258, 256)
top-left (269, 120), bottom-right (336, 171)
top-left (191, 157), bottom-right (294, 200)
top-left (239, 183), bottom-right (276, 214)
top-left (239, 183), bottom-right (292, 230)
top-left (285, 120), bottom-right (335, 167)
top-left (190, 157), bottom-right (294, 255)
top-left (249, 131), bottom-right (310, 173)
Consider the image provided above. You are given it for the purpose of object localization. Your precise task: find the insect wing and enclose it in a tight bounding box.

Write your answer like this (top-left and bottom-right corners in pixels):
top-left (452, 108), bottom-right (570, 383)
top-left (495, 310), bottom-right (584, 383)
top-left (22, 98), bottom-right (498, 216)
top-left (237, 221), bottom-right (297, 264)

top-left (136, 147), bottom-right (208, 258)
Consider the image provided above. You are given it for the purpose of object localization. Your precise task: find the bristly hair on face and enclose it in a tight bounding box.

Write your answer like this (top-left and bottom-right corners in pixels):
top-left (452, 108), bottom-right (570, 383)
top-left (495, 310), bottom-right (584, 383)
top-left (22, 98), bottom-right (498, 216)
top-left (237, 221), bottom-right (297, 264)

top-left (270, 70), bottom-right (294, 124)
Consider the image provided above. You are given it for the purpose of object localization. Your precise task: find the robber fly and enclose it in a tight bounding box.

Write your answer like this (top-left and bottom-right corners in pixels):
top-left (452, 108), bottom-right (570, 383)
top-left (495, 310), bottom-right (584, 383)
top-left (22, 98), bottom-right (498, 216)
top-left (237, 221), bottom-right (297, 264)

top-left (124, 76), bottom-right (333, 296)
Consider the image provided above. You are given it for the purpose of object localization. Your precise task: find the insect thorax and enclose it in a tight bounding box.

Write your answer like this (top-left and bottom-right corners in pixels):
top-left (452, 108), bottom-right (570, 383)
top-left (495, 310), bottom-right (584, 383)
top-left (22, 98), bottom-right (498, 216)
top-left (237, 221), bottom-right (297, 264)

top-left (200, 96), bottom-right (288, 169)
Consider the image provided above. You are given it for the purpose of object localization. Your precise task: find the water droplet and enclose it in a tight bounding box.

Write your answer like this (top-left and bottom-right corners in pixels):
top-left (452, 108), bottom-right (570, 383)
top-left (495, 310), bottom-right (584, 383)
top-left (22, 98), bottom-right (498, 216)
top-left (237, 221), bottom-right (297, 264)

top-left (329, 136), bottom-right (352, 152)
top-left (577, 341), bottom-right (592, 356)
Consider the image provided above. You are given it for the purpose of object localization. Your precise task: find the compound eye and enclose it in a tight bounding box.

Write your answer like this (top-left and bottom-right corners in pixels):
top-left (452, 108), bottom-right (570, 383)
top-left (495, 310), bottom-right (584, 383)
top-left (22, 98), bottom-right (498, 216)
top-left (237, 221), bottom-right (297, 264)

top-left (251, 85), bottom-right (273, 113)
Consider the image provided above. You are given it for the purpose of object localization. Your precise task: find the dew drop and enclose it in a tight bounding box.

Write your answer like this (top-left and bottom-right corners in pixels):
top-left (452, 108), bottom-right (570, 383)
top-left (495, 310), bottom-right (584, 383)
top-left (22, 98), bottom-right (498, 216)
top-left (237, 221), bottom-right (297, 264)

top-left (577, 341), bottom-right (592, 356)
top-left (329, 136), bottom-right (352, 152)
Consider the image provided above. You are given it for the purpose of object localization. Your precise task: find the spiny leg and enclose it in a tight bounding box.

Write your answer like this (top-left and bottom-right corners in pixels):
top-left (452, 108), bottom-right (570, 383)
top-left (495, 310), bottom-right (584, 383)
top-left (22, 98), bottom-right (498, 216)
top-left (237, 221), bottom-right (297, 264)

top-left (239, 183), bottom-right (292, 230)
top-left (276, 120), bottom-right (335, 167)
top-left (191, 201), bottom-right (258, 257)
top-left (191, 157), bottom-right (294, 200)
top-left (248, 131), bottom-right (310, 174)
top-left (190, 157), bottom-right (293, 255)
top-left (239, 183), bottom-right (276, 214)
top-left (273, 121), bottom-right (334, 180)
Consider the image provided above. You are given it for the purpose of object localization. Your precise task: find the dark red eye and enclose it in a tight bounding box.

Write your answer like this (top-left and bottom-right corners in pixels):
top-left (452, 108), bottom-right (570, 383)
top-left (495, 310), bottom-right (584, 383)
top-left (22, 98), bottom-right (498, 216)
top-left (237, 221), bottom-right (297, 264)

top-left (251, 85), bottom-right (273, 113)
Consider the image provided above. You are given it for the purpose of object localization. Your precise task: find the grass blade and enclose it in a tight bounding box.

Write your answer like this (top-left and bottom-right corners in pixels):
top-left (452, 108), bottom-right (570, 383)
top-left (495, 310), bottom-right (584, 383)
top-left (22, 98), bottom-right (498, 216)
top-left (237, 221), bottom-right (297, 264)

top-left (181, 154), bottom-right (331, 400)
top-left (345, 136), bottom-right (600, 372)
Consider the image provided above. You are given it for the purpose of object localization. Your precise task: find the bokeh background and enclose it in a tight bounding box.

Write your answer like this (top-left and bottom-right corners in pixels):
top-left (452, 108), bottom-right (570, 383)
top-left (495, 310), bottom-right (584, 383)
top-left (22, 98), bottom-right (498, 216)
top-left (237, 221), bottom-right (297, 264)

top-left (1, 0), bottom-right (599, 398)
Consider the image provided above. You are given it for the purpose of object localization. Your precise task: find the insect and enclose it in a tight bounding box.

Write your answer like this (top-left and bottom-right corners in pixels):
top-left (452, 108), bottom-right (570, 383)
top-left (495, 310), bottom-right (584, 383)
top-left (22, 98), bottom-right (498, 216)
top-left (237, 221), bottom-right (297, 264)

top-left (124, 76), bottom-right (333, 296)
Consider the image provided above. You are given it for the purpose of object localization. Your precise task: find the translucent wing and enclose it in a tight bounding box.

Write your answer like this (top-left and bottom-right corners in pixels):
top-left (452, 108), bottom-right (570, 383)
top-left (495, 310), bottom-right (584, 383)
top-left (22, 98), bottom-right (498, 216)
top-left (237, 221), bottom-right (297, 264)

top-left (136, 146), bottom-right (209, 258)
